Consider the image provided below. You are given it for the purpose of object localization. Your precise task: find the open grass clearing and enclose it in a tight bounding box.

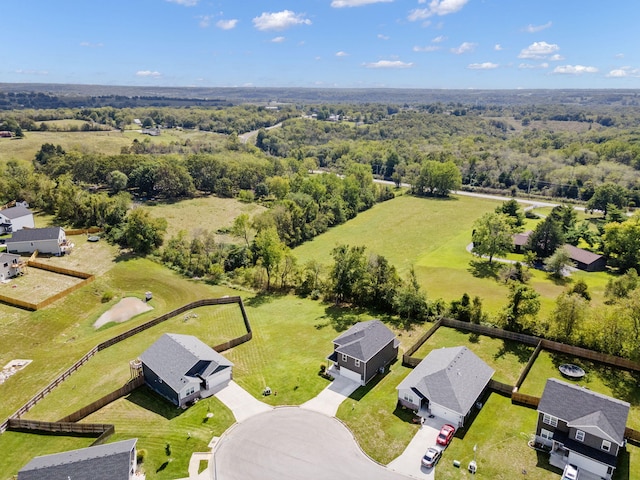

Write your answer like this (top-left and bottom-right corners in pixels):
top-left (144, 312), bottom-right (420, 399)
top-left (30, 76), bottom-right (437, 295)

top-left (24, 302), bottom-right (247, 422)
top-left (146, 195), bottom-right (266, 242)
top-left (0, 265), bottom-right (84, 304)
top-left (0, 258), bottom-right (239, 421)
top-left (411, 326), bottom-right (534, 385)
top-left (518, 350), bottom-right (640, 430)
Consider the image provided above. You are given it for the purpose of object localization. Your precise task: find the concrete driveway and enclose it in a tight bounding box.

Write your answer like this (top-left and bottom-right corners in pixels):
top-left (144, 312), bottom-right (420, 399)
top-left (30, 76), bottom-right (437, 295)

top-left (214, 381), bottom-right (272, 423)
top-left (300, 376), bottom-right (359, 416)
top-left (213, 407), bottom-right (411, 480)
top-left (387, 416), bottom-right (450, 480)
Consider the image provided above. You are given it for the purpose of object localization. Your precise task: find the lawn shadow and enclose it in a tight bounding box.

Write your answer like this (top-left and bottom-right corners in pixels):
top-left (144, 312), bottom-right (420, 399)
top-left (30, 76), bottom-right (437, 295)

top-left (494, 340), bottom-right (534, 364)
top-left (393, 403), bottom-right (419, 424)
top-left (348, 366), bottom-right (392, 402)
top-left (613, 447), bottom-right (631, 480)
top-left (244, 292), bottom-right (276, 307)
top-left (125, 386), bottom-right (185, 420)
top-left (468, 259), bottom-right (500, 279)
top-left (322, 304), bottom-right (370, 332)
top-left (454, 389), bottom-right (494, 440)
top-left (535, 450), bottom-right (562, 474)
top-left (547, 274), bottom-right (573, 287)
top-left (113, 250), bottom-right (140, 263)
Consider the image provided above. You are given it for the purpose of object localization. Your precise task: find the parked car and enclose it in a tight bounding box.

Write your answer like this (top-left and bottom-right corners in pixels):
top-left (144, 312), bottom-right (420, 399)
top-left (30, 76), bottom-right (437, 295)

top-left (436, 424), bottom-right (456, 446)
top-left (421, 446), bottom-right (441, 468)
top-left (561, 463), bottom-right (579, 480)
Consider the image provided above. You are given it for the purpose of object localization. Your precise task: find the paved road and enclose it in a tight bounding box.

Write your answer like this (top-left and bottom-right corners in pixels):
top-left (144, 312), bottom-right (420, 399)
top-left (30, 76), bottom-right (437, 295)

top-left (213, 408), bottom-right (412, 480)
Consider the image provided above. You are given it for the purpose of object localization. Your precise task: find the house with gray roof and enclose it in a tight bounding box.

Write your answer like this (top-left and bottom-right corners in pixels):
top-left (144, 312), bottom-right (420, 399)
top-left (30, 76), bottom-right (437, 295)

top-left (0, 252), bottom-right (23, 280)
top-left (535, 378), bottom-right (630, 480)
top-left (327, 319), bottom-right (399, 385)
top-left (0, 203), bottom-right (34, 234)
top-left (396, 346), bottom-right (494, 427)
top-left (5, 226), bottom-right (71, 256)
top-left (140, 333), bottom-right (233, 407)
top-left (562, 244), bottom-right (607, 272)
top-left (18, 438), bottom-right (138, 480)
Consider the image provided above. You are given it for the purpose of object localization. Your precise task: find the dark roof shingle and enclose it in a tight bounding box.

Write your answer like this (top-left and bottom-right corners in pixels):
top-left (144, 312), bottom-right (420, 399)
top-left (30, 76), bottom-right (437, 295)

top-left (332, 320), bottom-right (396, 362)
top-left (9, 227), bottom-right (63, 242)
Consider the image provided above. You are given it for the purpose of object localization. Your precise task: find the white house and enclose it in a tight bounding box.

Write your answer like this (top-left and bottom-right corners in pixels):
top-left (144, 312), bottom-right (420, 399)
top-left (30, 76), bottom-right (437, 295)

top-left (0, 203), bottom-right (34, 234)
top-left (5, 227), bottom-right (71, 256)
top-left (0, 253), bottom-right (23, 281)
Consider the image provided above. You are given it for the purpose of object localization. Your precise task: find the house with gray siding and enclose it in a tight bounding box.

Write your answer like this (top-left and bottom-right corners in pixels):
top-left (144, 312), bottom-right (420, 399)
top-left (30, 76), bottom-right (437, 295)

top-left (0, 203), bottom-right (34, 234)
top-left (535, 378), bottom-right (629, 479)
top-left (396, 346), bottom-right (494, 427)
top-left (327, 319), bottom-right (399, 385)
top-left (18, 438), bottom-right (138, 480)
top-left (140, 333), bottom-right (233, 408)
top-left (5, 227), bottom-right (71, 256)
top-left (0, 252), bottom-right (23, 280)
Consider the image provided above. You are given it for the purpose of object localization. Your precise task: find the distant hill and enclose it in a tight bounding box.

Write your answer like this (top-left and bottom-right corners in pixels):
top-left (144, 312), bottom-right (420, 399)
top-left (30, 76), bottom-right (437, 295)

top-left (1, 83), bottom-right (639, 109)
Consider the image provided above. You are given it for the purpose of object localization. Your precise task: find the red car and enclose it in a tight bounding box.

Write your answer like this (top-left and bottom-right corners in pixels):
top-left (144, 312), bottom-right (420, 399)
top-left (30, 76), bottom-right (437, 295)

top-left (436, 424), bottom-right (456, 446)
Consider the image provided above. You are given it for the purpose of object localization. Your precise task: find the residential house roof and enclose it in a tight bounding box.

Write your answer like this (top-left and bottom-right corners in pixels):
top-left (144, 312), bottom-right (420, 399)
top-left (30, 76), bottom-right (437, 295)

top-left (538, 378), bottom-right (630, 446)
top-left (0, 252), bottom-right (21, 264)
top-left (140, 333), bottom-right (233, 393)
top-left (18, 438), bottom-right (136, 480)
top-left (332, 319), bottom-right (398, 362)
top-left (0, 205), bottom-right (32, 220)
top-left (396, 346), bottom-right (495, 416)
top-left (562, 244), bottom-right (604, 266)
top-left (513, 230), bottom-right (532, 247)
top-left (8, 227), bottom-right (64, 242)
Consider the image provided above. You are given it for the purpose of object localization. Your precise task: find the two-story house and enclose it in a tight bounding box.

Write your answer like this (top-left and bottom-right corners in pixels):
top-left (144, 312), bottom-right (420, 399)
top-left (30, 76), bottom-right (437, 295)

top-left (535, 378), bottom-right (630, 479)
top-left (327, 319), bottom-right (399, 385)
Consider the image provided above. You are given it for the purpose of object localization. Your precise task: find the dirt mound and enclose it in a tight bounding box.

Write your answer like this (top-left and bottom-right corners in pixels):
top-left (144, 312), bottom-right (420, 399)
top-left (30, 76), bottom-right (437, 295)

top-left (93, 297), bottom-right (153, 328)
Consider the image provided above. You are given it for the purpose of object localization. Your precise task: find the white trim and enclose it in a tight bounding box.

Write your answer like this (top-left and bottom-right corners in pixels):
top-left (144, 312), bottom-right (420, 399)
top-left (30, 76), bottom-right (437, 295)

top-left (575, 430), bottom-right (585, 442)
top-left (601, 439), bottom-right (611, 452)
top-left (543, 413), bottom-right (558, 427)
top-left (540, 428), bottom-right (554, 440)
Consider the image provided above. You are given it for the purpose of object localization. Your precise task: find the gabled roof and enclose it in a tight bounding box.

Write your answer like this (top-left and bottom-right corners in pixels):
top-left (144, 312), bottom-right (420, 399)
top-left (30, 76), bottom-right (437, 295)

top-left (562, 244), bottom-right (604, 266)
top-left (513, 231), bottom-right (532, 247)
top-left (397, 346), bottom-right (494, 416)
top-left (18, 439), bottom-right (136, 480)
top-left (0, 252), bottom-right (21, 264)
top-left (140, 333), bottom-right (233, 393)
top-left (0, 205), bottom-right (32, 220)
top-left (8, 227), bottom-right (63, 242)
top-left (332, 319), bottom-right (397, 362)
top-left (538, 378), bottom-right (629, 446)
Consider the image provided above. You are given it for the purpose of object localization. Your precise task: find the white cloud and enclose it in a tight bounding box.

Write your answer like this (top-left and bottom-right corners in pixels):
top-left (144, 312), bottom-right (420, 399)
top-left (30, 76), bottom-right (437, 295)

top-left (136, 70), bottom-right (162, 77)
top-left (377, 34), bottom-right (390, 40)
top-left (198, 15), bottom-right (211, 28)
top-left (166, 0), bottom-right (198, 6)
top-left (518, 41), bottom-right (559, 59)
top-left (432, 35), bottom-right (446, 43)
top-left (468, 62), bottom-right (499, 70)
top-left (549, 54), bottom-right (564, 61)
top-left (606, 66), bottom-right (640, 78)
top-left (413, 45), bottom-right (441, 52)
top-left (494, 44), bottom-right (503, 51)
top-left (253, 10), bottom-right (311, 31)
top-left (553, 65), bottom-right (598, 75)
top-left (271, 36), bottom-right (286, 43)
top-left (363, 60), bottom-right (414, 68)
top-left (524, 21), bottom-right (552, 33)
top-left (15, 69), bottom-right (48, 75)
top-left (331, 0), bottom-right (393, 7)
top-left (451, 42), bottom-right (476, 54)
top-left (80, 41), bottom-right (103, 48)
top-left (518, 62), bottom-right (549, 69)
top-left (336, 51), bottom-right (349, 57)
top-left (408, 0), bottom-right (469, 21)
top-left (216, 19), bottom-right (238, 30)
top-left (615, 53), bottom-right (625, 59)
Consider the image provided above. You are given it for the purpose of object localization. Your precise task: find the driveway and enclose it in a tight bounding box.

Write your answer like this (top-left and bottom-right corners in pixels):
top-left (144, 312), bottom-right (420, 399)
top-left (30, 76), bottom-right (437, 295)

top-left (214, 381), bottom-right (272, 423)
top-left (387, 416), bottom-right (448, 480)
top-left (300, 376), bottom-right (359, 416)
top-left (213, 407), bottom-right (411, 480)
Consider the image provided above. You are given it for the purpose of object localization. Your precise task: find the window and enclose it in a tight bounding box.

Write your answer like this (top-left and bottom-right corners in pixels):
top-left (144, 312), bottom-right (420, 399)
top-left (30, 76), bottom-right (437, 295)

top-left (575, 430), bottom-right (585, 442)
top-left (354, 359), bottom-right (361, 367)
top-left (540, 429), bottom-right (554, 441)
top-left (602, 440), bottom-right (611, 452)
top-left (542, 414), bottom-right (558, 427)
top-left (403, 393), bottom-right (413, 403)
top-left (341, 353), bottom-right (348, 362)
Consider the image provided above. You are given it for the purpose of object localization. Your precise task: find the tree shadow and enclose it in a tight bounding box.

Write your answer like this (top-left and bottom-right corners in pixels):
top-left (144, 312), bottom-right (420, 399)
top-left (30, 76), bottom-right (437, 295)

top-left (468, 259), bottom-right (500, 279)
top-left (547, 274), bottom-right (572, 287)
top-left (156, 461), bottom-right (169, 473)
top-left (322, 304), bottom-right (370, 332)
top-left (613, 446), bottom-right (631, 480)
top-left (125, 386), bottom-right (185, 420)
top-left (244, 292), bottom-right (276, 307)
top-left (494, 339), bottom-right (535, 364)
top-left (113, 249), bottom-right (140, 263)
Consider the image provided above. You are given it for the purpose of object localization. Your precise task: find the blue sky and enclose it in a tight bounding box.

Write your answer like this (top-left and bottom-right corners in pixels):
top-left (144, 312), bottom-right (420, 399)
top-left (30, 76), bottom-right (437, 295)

top-left (2, 0), bottom-right (639, 89)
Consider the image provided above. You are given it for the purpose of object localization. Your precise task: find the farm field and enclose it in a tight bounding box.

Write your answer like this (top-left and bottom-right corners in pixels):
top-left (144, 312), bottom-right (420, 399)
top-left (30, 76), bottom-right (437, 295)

top-left (518, 350), bottom-right (640, 430)
top-left (411, 326), bottom-right (534, 385)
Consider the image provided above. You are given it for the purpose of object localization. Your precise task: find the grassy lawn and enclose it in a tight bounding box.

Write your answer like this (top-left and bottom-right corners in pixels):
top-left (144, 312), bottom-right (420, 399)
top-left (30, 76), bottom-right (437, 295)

top-left (24, 302), bottom-right (248, 422)
top-left (0, 266), bottom-right (84, 304)
top-left (437, 393), bottom-right (557, 480)
top-left (0, 431), bottom-right (95, 480)
top-left (336, 363), bottom-right (420, 465)
top-left (146, 196), bottom-right (266, 242)
top-left (411, 326), bottom-right (534, 385)
top-left (82, 387), bottom-right (235, 480)
top-left (518, 350), bottom-right (640, 430)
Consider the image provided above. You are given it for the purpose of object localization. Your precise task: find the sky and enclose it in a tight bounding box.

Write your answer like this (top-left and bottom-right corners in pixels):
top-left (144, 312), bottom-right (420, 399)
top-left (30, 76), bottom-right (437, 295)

top-left (1, 0), bottom-right (639, 89)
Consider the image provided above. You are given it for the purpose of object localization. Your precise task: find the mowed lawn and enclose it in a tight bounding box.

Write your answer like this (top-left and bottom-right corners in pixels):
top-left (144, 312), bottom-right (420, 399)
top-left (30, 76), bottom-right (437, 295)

top-left (518, 350), bottom-right (640, 431)
top-left (411, 326), bottom-right (534, 385)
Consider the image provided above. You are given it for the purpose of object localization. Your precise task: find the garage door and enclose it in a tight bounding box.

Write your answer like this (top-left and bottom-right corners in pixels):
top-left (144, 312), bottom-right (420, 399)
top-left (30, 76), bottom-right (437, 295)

top-left (430, 404), bottom-right (463, 427)
top-left (568, 452), bottom-right (610, 479)
top-left (338, 367), bottom-right (362, 384)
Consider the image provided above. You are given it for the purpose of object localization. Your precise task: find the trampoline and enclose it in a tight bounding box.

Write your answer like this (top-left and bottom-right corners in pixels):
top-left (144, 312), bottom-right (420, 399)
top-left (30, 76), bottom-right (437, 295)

top-left (559, 364), bottom-right (585, 379)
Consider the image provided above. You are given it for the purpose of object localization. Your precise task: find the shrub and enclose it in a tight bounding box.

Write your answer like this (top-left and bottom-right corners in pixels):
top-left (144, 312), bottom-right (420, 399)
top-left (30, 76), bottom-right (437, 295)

top-left (101, 291), bottom-right (115, 303)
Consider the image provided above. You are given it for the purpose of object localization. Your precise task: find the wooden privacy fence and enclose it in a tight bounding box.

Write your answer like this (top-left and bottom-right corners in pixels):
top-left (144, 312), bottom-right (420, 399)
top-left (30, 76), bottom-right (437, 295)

top-left (402, 318), bottom-right (442, 366)
top-left (512, 392), bottom-right (540, 408)
top-left (0, 296), bottom-right (251, 433)
top-left (540, 339), bottom-right (640, 372)
top-left (488, 379), bottom-right (514, 396)
top-left (8, 418), bottom-right (115, 446)
top-left (515, 340), bottom-right (543, 390)
top-left (65, 227), bottom-right (103, 236)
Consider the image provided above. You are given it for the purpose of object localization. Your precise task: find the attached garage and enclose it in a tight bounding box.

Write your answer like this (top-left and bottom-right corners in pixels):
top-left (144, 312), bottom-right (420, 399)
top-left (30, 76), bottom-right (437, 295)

top-left (568, 452), bottom-right (611, 479)
top-left (338, 367), bottom-right (362, 384)
top-left (429, 404), bottom-right (464, 427)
